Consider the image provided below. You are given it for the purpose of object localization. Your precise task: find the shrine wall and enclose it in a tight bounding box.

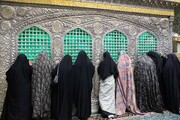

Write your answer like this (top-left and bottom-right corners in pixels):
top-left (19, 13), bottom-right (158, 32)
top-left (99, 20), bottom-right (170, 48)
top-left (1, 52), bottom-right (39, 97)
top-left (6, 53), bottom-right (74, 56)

top-left (0, 3), bottom-right (173, 113)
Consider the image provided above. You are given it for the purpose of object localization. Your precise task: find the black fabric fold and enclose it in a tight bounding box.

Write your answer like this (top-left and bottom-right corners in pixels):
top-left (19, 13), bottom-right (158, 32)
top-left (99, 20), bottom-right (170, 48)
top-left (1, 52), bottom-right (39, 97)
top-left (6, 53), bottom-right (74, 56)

top-left (1, 54), bottom-right (32, 120)
top-left (56, 55), bottom-right (73, 120)
top-left (74, 50), bottom-right (95, 120)
top-left (146, 51), bottom-right (164, 106)
top-left (163, 54), bottom-right (180, 114)
top-left (97, 52), bottom-right (118, 80)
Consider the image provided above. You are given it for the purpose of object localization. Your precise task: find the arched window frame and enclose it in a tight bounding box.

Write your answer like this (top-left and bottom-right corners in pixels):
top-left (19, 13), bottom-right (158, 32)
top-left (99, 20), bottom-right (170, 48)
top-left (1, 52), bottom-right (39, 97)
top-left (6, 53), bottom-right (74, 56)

top-left (103, 29), bottom-right (128, 61)
top-left (17, 25), bottom-right (52, 61)
top-left (63, 28), bottom-right (93, 62)
top-left (137, 31), bottom-right (158, 55)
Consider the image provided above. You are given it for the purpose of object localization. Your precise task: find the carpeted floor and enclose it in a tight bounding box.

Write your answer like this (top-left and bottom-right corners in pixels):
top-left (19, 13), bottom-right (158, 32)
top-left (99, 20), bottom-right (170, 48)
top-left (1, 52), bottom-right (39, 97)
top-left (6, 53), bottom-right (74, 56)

top-left (85, 111), bottom-right (180, 120)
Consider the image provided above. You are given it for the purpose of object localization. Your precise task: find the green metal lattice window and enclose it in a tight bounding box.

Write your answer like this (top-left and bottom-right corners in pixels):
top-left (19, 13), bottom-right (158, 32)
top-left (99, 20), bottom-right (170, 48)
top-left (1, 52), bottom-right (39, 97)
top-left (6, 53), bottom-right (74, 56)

top-left (64, 28), bottom-right (92, 62)
top-left (137, 32), bottom-right (158, 54)
top-left (18, 26), bottom-right (51, 61)
top-left (104, 30), bottom-right (128, 61)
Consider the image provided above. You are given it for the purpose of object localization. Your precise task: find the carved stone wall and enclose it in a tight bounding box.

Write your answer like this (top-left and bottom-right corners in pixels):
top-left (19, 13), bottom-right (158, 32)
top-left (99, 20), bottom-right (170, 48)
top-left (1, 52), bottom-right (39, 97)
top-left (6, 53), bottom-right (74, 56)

top-left (0, 4), bottom-right (173, 113)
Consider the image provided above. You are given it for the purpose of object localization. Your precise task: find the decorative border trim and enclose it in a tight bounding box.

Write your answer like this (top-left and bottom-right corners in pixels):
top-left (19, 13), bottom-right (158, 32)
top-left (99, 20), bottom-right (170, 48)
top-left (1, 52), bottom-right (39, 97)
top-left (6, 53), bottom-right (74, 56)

top-left (3, 0), bottom-right (174, 16)
top-left (173, 36), bottom-right (180, 41)
top-left (165, 0), bottom-right (180, 3)
top-left (175, 53), bottom-right (180, 57)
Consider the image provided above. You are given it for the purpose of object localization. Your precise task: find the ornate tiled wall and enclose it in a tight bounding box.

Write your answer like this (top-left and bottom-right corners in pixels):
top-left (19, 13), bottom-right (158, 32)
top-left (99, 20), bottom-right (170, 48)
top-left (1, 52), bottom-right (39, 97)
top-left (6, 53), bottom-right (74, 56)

top-left (0, 4), bottom-right (173, 113)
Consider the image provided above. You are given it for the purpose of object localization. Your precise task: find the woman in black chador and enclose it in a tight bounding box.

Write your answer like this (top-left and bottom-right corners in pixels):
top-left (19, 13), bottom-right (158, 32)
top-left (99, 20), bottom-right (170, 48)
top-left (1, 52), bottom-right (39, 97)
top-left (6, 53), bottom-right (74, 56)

top-left (163, 54), bottom-right (180, 114)
top-left (74, 50), bottom-right (95, 120)
top-left (51, 55), bottom-right (73, 120)
top-left (97, 52), bottom-right (118, 118)
top-left (1, 54), bottom-right (32, 120)
top-left (146, 51), bottom-right (164, 105)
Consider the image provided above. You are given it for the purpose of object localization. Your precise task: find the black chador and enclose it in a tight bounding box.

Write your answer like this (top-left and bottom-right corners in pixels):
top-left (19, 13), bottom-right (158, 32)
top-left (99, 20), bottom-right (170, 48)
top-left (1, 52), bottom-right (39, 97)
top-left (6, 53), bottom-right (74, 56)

top-left (163, 54), bottom-right (180, 114)
top-left (51, 55), bottom-right (73, 120)
top-left (74, 50), bottom-right (95, 120)
top-left (1, 54), bottom-right (32, 120)
top-left (98, 52), bottom-right (118, 80)
top-left (146, 51), bottom-right (164, 105)
top-left (97, 52), bottom-right (118, 118)
top-left (51, 64), bottom-right (58, 119)
top-left (57, 55), bottom-right (73, 120)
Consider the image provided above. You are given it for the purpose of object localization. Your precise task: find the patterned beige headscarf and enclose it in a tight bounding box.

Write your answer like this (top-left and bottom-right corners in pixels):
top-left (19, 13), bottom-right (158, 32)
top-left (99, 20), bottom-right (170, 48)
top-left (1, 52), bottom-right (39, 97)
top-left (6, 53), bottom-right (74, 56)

top-left (32, 51), bottom-right (52, 119)
top-left (116, 51), bottom-right (141, 115)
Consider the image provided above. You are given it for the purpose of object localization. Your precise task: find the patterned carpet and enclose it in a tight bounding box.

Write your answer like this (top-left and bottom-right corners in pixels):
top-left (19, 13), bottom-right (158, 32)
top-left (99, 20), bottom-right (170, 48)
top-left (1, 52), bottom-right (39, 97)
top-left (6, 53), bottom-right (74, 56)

top-left (86, 111), bottom-right (180, 120)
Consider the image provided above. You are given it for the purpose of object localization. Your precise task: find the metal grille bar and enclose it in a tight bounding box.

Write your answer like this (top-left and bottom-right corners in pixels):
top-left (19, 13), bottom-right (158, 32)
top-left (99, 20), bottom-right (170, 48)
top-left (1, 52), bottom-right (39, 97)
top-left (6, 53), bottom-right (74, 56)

top-left (104, 30), bottom-right (128, 61)
top-left (137, 32), bottom-right (157, 54)
top-left (18, 26), bottom-right (51, 61)
top-left (64, 28), bottom-right (92, 62)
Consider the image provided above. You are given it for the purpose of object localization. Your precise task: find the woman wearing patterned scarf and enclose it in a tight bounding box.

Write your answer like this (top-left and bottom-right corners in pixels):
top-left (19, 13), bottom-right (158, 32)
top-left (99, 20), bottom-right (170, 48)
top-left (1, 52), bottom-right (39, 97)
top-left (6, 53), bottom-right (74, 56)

top-left (32, 51), bottom-right (52, 120)
top-left (134, 54), bottom-right (163, 113)
top-left (116, 51), bottom-right (141, 115)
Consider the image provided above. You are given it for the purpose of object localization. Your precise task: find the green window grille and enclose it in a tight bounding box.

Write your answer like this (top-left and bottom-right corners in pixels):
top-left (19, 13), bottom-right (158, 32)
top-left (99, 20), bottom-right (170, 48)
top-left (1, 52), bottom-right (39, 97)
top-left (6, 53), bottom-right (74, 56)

top-left (137, 32), bottom-right (158, 54)
top-left (64, 28), bottom-right (92, 62)
top-left (104, 30), bottom-right (128, 61)
top-left (18, 26), bottom-right (51, 61)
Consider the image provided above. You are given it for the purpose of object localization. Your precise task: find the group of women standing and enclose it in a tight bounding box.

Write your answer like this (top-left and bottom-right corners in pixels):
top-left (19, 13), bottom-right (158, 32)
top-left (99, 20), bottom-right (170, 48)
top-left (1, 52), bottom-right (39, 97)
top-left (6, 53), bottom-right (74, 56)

top-left (98, 50), bottom-right (180, 119)
top-left (51, 50), bottom-right (95, 120)
top-left (1, 50), bottom-right (179, 120)
top-left (134, 51), bottom-right (180, 115)
top-left (98, 51), bottom-right (141, 119)
top-left (1, 50), bottom-right (95, 120)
